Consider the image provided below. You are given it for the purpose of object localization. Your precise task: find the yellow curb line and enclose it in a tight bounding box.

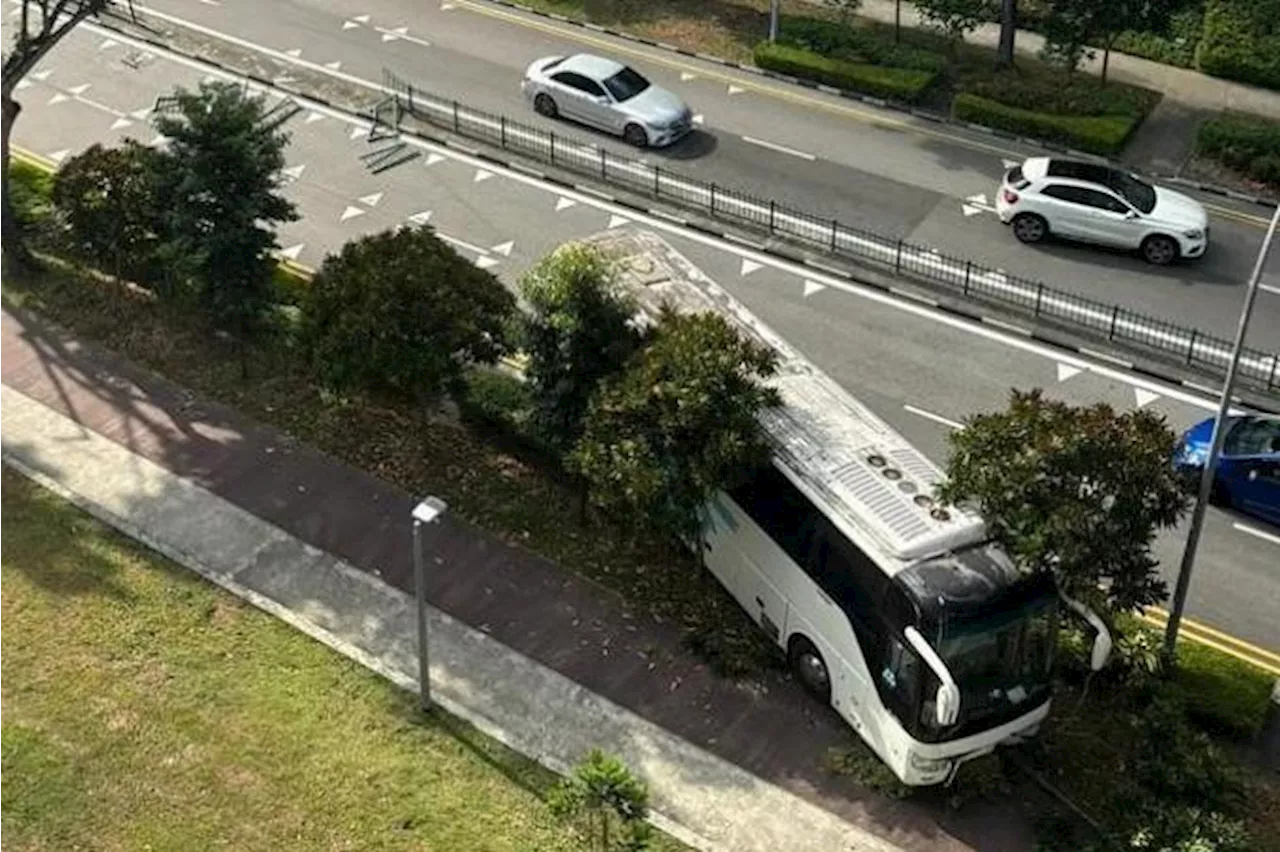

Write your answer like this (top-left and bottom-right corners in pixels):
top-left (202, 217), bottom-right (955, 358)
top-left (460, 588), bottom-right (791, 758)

top-left (1142, 610), bottom-right (1280, 676)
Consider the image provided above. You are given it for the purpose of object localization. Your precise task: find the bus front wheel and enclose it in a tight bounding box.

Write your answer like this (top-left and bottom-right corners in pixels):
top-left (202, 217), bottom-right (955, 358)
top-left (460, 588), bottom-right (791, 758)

top-left (789, 636), bottom-right (832, 704)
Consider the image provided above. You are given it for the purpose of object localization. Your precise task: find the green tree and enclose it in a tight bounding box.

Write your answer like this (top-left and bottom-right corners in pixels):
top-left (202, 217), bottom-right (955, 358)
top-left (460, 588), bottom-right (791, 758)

top-left (548, 749), bottom-right (652, 852)
top-left (3, 0), bottom-right (114, 269)
top-left (570, 308), bottom-right (781, 548)
top-left (519, 243), bottom-right (646, 454)
top-left (150, 82), bottom-right (297, 374)
top-left (937, 389), bottom-right (1189, 617)
top-left (1038, 0), bottom-right (1174, 79)
top-left (914, 0), bottom-right (992, 52)
top-left (52, 142), bottom-right (160, 281)
top-left (300, 225), bottom-right (515, 407)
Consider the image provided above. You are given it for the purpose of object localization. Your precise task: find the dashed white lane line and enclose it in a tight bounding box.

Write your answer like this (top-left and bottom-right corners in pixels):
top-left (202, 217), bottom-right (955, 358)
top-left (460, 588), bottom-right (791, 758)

top-left (1261, 283), bottom-right (1280, 297)
top-left (741, 135), bottom-right (816, 161)
top-left (66, 14), bottom-right (1265, 421)
top-left (903, 405), bottom-right (964, 431)
top-left (1234, 523), bottom-right (1280, 546)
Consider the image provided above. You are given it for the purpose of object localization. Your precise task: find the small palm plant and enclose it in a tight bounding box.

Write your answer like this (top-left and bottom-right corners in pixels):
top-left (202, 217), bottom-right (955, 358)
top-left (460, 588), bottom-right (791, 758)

top-left (548, 749), bottom-right (653, 852)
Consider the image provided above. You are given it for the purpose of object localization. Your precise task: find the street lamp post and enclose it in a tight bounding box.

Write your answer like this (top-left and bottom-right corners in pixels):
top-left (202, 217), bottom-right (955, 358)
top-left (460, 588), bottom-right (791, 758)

top-left (1163, 204), bottom-right (1280, 662)
top-left (412, 496), bottom-right (448, 712)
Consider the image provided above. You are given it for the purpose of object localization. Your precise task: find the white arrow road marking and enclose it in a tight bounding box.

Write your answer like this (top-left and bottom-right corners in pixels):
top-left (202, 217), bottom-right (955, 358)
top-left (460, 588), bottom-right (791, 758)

top-left (608, 214), bottom-right (630, 229)
top-left (555, 196), bottom-right (577, 211)
top-left (324, 60), bottom-right (342, 71)
top-left (339, 205), bottom-right (365, 222)
top-left (31, 69), bottom-right (52, 82)
top-left (962, 192), bottom-right (997, 217)
top-left (727, 84), bottom-right (745, 95)
top-left (110, 117), bottom-right (132, 130)
top-left (305, 111), bottom-right (325, 123)
top-left (425, 152), bottom-right (446, 166)
top-left (1134, 387), bottom-right (1161, 409)
top-left (475, 256), bottom-right (500, 269)
top-left (1057, 363), bottom-right (1082, 382)
top-left (131, 107), bottom-right (151, 120)
top-left (48, 92), bottom-right (69, 104)
top-left (491, 241), bottom-right (514, 256)
top-left (740, 258), bottom-right (762, 276)
top-left (680, 71), bottom-right (696, 81)
top-left (442, 0), bottom-right (458, 8)
top-left (349, 126), bottom-right (370, 140)
top-left (16, 79), bottom-right (32, 90)
top-left (285, 48), bottom-right (302, 58)
top-left (279, 243), bottom-right (305, 261)
top-left (48, 149), bottom-right (70, 164)
top-left (281, 164), bottom-right (306, 181)
top-left (342, 19), bottom-right (360, 29)
top-left (803, 280), bottom-right (826, 298)
top-left (407, 210), bottom-right (432, 225)
top-left (474, 169), bottom-right (494, 183)
top-left (355, 14), bottom-right (371, 23)
top-left (358, 192), bottom-right (384, 207)
top-left (381, 26), bottom-right (408, 41)
top-left (68, 83), bottom-right (91, 95)
top-left (904, 404), bottom-right (964, 430)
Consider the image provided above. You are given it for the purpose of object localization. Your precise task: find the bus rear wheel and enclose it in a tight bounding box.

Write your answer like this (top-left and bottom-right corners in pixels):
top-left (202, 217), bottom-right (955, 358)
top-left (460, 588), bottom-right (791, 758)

top-left (789, 636), bottom-right (832, 704)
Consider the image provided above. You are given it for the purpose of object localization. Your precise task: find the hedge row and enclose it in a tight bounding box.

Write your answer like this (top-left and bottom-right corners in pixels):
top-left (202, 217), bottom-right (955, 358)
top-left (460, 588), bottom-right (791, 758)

top-left (753, 43), bottom-right (938, 104)
top-left (1198, 0), bottom-right (1280, 90)
top-left (776, 17), bottom-right (947, 73)
top-left (1196, 111), bottom-right (1280, 187)
top-left (952, 93), bottom-right (1140, 155)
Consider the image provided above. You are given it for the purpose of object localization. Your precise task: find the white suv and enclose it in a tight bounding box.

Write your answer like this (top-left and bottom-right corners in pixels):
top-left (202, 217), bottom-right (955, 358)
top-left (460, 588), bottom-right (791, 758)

top-left (995, 157), bottom-right (1208, 265)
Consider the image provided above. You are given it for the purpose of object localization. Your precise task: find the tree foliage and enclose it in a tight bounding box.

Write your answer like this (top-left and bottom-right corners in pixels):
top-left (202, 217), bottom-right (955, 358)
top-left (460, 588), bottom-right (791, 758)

top-left (914, 0), bottom-right (991, 48)
top-left (52, 142), bottom-right (160, 279)
top-left (937, 389), bottom-right (1189, 615)
top-left (300, 225), bottom-right (516, 406)
top-left (3, 0), bottom-right (117, 266)
top-left (149, 82), bottom-right (297, 353)
top-left (1038, 0), bottom-right (1176, 78)
top-left (519, 243), bottom-right (646, 453)
top-left (548, 749), bottom-right (652, 852)
top-left (569, 308), bottom-right (781, 547)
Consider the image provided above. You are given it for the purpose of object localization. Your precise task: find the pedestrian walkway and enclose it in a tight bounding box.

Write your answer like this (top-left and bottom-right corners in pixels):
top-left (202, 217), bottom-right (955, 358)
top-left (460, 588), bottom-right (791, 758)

top-left (0, 305), bottom-right (1029, 849)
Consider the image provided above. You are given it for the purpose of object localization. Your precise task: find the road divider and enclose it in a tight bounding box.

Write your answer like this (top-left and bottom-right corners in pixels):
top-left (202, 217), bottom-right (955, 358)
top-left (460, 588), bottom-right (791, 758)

top-left (379, 68), bottom-right (1280, 396)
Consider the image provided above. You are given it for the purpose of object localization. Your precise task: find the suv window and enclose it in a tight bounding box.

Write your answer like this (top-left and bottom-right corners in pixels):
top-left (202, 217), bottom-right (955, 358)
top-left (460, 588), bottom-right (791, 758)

top-left (551, 72), bottom-right (606, 97)
top-left (1076, 187), bottom-right (1131, 214)
top-left (1040, 184), bottom-right (1089, 205)
top-left (1046, 160), bottom-right (1111, 185)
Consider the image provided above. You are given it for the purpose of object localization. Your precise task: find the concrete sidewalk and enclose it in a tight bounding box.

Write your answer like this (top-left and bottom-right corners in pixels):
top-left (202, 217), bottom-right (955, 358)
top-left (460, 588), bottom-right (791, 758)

top-left (2, 383), bottom-right (904, 852)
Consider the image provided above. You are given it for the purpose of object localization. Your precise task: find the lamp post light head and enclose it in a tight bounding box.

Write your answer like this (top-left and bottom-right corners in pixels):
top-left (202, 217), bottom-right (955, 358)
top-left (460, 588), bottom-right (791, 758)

top-left (413, 496), bottom-right (448, 525)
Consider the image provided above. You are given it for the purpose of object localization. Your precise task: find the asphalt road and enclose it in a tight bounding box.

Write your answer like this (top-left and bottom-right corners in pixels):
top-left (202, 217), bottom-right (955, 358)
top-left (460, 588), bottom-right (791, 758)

top-left (13, 19), bottom-right (1279, 660)
top-left (120, 0), bottom-right (1280, 358)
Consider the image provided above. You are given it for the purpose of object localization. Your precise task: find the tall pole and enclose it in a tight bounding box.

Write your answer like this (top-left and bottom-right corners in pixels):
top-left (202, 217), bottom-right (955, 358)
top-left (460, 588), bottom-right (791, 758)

top-left (412, 496), bottom-right (448, 712)
top-left (1164, 205), bottom-right (1280, 662)
top-left (769, 0), bottom-right (779, 42)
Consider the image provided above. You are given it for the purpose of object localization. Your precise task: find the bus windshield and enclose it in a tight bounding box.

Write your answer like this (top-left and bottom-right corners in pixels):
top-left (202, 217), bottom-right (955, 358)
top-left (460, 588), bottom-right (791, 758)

top-left (936, 596), bottom-right (1057, 721)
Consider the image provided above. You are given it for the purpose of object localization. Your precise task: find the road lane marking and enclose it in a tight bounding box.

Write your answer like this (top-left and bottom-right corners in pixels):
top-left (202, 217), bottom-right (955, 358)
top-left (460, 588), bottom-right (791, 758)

top-left (1141, 608), bottom-right (1280, 675)
top-left (1261, 283), bottom-right (1280, 297)
top-left (903, 405), bottom-right (964, 430)
top-left (741, 135), bottom-right (816, 161)
top-left (1234, 522), bottom-right (1280, 546)
top-left (58, 20), bottom-right (1268, 422)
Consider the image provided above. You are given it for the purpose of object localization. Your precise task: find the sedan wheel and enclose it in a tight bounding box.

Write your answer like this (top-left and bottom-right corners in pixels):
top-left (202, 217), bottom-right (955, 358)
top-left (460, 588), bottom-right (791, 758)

top-left (534, 93), bottom-right (558, 118)
top-left (623, 123), bottom-right (649, 148)
top-left (1141, 234), bottom-right (1179, 266)
top-left (1012, 213), bottom-right (1048, 244)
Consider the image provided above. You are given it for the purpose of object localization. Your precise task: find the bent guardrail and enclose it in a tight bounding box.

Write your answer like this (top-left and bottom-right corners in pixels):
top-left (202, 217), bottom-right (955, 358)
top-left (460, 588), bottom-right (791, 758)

top-left (381, 69), bottom-right (1280, 394)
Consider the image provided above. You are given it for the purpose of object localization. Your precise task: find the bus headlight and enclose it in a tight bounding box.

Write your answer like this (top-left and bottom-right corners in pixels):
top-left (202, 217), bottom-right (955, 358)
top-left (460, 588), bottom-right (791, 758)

top-left (908, 753), bottom-right (951, 775)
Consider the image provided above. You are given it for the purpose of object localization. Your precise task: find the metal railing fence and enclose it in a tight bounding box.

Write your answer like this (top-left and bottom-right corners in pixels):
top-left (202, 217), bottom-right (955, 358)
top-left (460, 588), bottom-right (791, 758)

top-left (382, 69), bottom-right (1280, 394)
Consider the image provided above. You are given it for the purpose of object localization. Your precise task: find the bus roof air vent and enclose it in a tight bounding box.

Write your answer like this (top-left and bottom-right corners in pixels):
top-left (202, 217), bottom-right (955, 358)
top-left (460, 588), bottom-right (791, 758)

top-left (882, 467), bottom-right (902, 481)
top-left (866, 454), bottom-right (887, 467)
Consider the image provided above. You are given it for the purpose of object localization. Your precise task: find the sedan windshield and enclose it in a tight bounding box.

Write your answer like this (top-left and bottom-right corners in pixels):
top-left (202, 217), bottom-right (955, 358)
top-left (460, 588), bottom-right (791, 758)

top-left (1108, 171), bottom-right (1157, 214)
top-left (603, 67), bottom-right (651, 102)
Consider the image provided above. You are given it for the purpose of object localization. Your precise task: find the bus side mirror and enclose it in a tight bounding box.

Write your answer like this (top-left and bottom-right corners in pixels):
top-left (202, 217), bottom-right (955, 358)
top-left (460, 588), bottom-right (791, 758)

top-left (935, 682), bottom-right (960, 727)
top-left (1060, 590), bottom-right (1113, 671)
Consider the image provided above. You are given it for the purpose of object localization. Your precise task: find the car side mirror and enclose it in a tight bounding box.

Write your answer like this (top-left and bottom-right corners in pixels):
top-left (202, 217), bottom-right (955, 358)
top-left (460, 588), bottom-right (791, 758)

top-left (935, 682), bottom-right (960, 727)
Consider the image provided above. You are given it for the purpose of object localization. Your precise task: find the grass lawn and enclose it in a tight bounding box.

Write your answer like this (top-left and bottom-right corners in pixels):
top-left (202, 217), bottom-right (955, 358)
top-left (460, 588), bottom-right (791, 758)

top-left (0, 469), bottom-right (686, 851)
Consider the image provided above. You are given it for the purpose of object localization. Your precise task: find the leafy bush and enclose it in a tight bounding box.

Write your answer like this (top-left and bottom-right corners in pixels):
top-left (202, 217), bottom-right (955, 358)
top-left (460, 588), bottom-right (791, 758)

top-left (1126, 693), bottom-right (1246, 813)
top-left (953, 93), bottom-right (1140, 153)
top-left (548, 750), bottom-right (653, 852)
top-left (1197, 111), bottom-right (1280, 189)
top-left (9, 158), bottom-right (54, 230)
top-left (1173, 637), bottom-right (1274, 739)
top-left (1112, 7), bottom-right (1204, 68)
top-left (458, 367), bottom-right (535, 433)
top-left (1198, 0), bottom-right (1280, 90)
top-left (754, 42), bottom-right (939, 102)
top-left (777, 16), bottom-right (947, 72)
top-left (960, 70), bottom-right (1159, 117)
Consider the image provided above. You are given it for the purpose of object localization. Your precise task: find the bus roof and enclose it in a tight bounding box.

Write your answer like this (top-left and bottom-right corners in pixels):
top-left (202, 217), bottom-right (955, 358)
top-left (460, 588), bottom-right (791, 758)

top-left (586, 230), bottom-right (990, 566)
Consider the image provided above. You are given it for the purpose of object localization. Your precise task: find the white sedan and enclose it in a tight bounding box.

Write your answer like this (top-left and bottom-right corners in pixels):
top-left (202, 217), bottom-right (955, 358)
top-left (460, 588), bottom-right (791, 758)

top-left (995, 157), bottom-right (1209, 265)
top-left (521, 53), bottom-right (694, 148)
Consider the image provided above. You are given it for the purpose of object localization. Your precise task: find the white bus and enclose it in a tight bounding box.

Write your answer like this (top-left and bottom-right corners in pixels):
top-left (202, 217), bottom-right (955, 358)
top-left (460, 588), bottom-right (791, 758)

top-left (591, 230), bottom-right (1113, 786)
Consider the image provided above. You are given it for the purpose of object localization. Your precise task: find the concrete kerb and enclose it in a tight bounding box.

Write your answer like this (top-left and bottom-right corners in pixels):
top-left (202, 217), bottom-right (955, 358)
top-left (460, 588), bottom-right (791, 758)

top-left (473, 0), bottom-right (1279, 210)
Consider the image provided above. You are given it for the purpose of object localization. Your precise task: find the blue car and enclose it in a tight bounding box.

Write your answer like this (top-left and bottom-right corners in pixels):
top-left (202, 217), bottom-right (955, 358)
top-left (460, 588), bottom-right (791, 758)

top-left (1175, 415), bottom-right (1280, 526)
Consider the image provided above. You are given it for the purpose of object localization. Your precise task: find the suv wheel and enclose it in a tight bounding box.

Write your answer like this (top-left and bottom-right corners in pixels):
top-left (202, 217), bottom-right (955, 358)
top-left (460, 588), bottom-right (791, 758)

top-left (534, 93), bottom-right (558, 118)
top-left (623, 123), bottom-right (649, 148)
top-left (1141, 234), bottom-right (1179, 266)
top-left (1012, 213), bottom-right (1048, 244)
